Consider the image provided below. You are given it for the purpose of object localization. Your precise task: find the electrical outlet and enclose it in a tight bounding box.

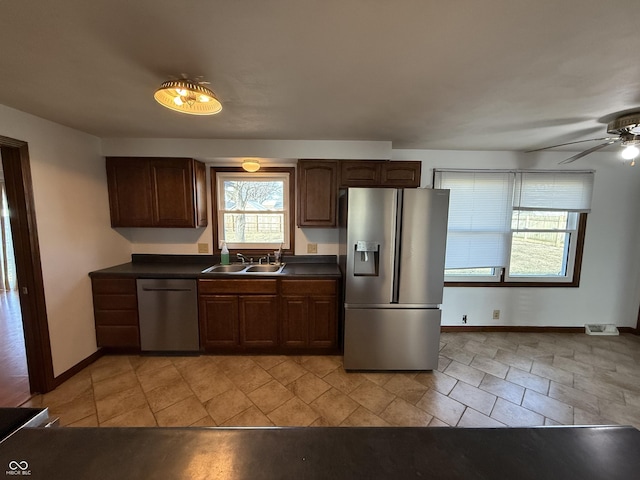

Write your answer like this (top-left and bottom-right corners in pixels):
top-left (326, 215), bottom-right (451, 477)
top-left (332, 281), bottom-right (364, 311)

top-left (492, 309), bottom-right (500, 320)
top-left (462, 314), bottom-right (467, 324)
top-left (307, 243), bottom-right (318, 254)
top-left (197, 243), bottom-right (209, 254)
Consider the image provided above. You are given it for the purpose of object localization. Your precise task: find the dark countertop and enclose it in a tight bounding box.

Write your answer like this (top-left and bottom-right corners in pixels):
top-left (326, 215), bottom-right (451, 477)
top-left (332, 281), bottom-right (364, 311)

top-left (1, 425), bottom-right (639, 479)
top-left (89, 255), bottom-right (341, 279)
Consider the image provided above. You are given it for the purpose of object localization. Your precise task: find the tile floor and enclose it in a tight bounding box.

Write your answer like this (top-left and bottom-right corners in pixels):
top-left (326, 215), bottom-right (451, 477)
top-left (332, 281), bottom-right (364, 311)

top-left (23, 331), bottom-right (640, 429)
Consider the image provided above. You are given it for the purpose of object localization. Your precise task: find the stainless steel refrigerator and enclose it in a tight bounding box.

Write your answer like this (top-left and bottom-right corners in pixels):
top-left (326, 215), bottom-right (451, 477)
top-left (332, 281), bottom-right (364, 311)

top-left (339, 187), bottom-right (449, 370)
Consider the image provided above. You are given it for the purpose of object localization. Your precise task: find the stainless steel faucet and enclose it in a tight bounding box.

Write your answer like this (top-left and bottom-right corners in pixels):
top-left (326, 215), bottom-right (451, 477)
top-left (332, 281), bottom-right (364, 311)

top-left (236, 253), bottom-right (248, 264)
top-left (259, 254), bottom-right (271, 265)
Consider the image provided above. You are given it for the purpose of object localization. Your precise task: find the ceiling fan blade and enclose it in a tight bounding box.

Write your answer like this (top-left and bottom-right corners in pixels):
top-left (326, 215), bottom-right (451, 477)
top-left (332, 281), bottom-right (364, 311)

top-left (558, 139), bottom-right (620, 164)
top-left (526, 137), bottom-right (617, 153)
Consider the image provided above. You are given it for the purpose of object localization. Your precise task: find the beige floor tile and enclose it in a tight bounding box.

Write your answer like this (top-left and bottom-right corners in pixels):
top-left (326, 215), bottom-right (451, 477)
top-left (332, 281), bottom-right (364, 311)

top-left (190, 415), bottom-right (217, 427)
top-left (215, 356), bottom-right (259, 377)
top-left (595, 370), bottom-right (640, 394)
top-left (184, 370), bottom-right (236, 404)
top-left (463, 340), bottom-right (498, 358)
top-left (95, 385), bottom-right (147, 423)
top-left (552, 356), bottom-right (595, 377)
top-left (572, 351), bottom-right (617, 371)
top-left (478, 374), bottom-right (525, 405)
top-left (222, 405), bottom-right (274, 427)
top-left (67, 414), bottom-right (99, 427)
top-left (288, 372), bottom-right (332, 404)
top-left (205, 388), bottom-right (254, 425)
top-left (226, 364), bottom-right (273, 394)
top-left (414, 370), bottom-right (458, 396)
top-left (89, 356), bottom-right (134, 383)
top-left (548, 381), bottom-right (600, 414)
top-left (544, 417), bottom-right (561, 426)
top-left (598, 400), bottom-right (640, 429)
top-left (505, 367), bottom-right (549, 394)
top-left (92, 370), bottom-right (140, 401)
top-left (440, 344), bottom-right (475, 365)
top-left (323, 369), bottom-right (367, 394)
top-left (309, 416), bottom-right (333, 426)
top-left (130, 356), bottom-right (174, 375)
top-left (493, 349), bottom-right (533, 372)
top-left (437, 355), bottom-right (452, 372)
top-left (268, 397), bottom-right (320, 426)
top-left (379, 398), bottom-right (433, 426)
top-left (310, 388), bottom-right (359, 425)
top-left (101, 404), bottom-right (157, 427)
top-left (530, 361), bottom-right (574, 387)
top-left (300, 356), bottom-right (341, 377)
top-left (449, 381), bottom-right (497, 416)
top-left (573, 374), bottom-right (625, 404)
top-left (591, 346), bottom-right (637, 367)
top-left (382, 375), bottom-right (429, 405)
top-left (427, 417), bottom-right (451, 427)
top-left (48, 392), bottom-right (97, 427)
top-left (482, 336), bottom-right (519, 353)
top-left (522, 389), bottom-right (573, 424)
top-left (574, 407), bottom-right (613, 426)
top-left (348, 381), bottom-right (396, 414)
top-left (458, 408), bottom-right (505, 428)
top-left (247, 379), bottom-right (294, 414)
top-left (416, 389), bottom-right (466, 426)
top-left (342, 406), bottom-right (391, 426)
top-left (145, 380), bottom-right (194, 413)
top-left (443, 361), bottom-right (485, 387)
top-left (361, 372), bottom-right (395, 386)
top-left (490, 398), bottom-right (545, 427)
top-left (136, 364), bottom-right (183, 393)
top-left (156, 395), bottom-right (209, 427)
top-left (470, 355), bottom-right (509, 379)
top-left (268, 359), bottom-right (308, 385)
top-left (251, 355), bottom-right (289, 370)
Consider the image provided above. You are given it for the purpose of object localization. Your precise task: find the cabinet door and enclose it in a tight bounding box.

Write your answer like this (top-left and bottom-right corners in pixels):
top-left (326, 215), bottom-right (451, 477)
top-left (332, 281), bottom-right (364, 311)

top-left (308, 295), bottom-right (337, 348)
top-left (381, 161), bottom-right (421, 188)
top-left (239, 295), bottom-right (279, 347)
top-left (199, 295), bottom-right (240, 349)
top-left (92, 276), bottom-right (140, 349)
top-left (106, 158), bottom-right (154, 227)
top-left (297, 160), bottom-right (338, 227)
top-left (339, 161), bottom-right (383, 187)
top-left (150, 158), bottom-right (196, 227)
top-left (281, 295), bottom-right (308, 347)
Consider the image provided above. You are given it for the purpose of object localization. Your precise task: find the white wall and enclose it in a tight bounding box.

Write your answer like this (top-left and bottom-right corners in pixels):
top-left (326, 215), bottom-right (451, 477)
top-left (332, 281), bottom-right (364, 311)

top-left (0, 105), bottom-right (132, 377)
top-left (394, 149), bottom-right (640, 328)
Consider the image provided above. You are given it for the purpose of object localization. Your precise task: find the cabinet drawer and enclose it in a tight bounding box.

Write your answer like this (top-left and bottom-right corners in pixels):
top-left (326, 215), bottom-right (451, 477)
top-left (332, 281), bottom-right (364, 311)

top-left (95, 310), bottom-right (139, 326)
top-left (199, 279), bottom-right (277, 295)
top-left (281, 280), bottom-right (337, 295)
top-left (93, 294), bottom-right (137, 311)
top-left (92, 278), bottom-right (136, 294)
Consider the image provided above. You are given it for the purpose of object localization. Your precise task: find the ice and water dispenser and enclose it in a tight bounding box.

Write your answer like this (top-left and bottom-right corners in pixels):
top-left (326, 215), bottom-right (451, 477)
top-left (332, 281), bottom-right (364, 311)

top-left (353, 240), bottom-right (379, 276)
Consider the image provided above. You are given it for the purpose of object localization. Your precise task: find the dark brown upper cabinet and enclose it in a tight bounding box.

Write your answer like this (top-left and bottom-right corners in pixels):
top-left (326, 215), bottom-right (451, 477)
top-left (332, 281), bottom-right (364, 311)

top-left (339, 160), bottom-right (421, 188)
top-left (297, 160), bottom-right (338, 227)
top-left (106, 157), bottom-right (208, 228)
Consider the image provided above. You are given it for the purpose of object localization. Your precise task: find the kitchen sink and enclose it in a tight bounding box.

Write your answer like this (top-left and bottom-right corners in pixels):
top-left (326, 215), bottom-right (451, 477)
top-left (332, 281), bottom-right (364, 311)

top-left (245, 264), bottom-right (286, 273)
top-left (201, 264), bottom-right (247, 273)
top-left (201, 263), bottom-right (286, 274)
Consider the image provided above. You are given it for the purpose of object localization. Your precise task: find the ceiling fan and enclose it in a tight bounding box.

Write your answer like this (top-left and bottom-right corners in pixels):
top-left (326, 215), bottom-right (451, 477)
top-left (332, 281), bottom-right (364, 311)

top-left (526, 113), bottom-right (640, 165)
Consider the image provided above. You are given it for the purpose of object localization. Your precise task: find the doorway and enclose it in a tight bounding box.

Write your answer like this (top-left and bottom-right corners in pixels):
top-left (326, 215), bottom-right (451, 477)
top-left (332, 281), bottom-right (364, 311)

top-left (0, 135), bottom-right (55, 399)
top-left (0, 156), bottom-right (29, 406)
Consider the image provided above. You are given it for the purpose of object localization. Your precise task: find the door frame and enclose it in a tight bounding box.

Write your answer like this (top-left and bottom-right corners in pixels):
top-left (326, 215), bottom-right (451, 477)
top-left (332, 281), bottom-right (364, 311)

top-left (0, 135), bottom-right (55, 393)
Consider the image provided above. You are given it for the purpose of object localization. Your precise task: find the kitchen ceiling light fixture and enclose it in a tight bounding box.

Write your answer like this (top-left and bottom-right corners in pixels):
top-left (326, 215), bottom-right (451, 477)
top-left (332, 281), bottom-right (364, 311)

top-left (153, 78), bottom-right (222, 115)
top-left (242, 159), bottom-right (261, 172)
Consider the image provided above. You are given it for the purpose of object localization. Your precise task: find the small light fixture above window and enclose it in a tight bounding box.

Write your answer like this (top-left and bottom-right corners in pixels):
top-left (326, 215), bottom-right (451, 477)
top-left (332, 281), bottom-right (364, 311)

top-left (154, 77), bottom-right (222, 115)
top-left (242, 158), bottom-right (261, 172)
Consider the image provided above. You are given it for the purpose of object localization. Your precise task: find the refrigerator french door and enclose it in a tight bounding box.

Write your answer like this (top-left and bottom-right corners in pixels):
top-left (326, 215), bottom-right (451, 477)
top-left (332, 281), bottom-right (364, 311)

top-left (343, 188), bottom-right (449, 370)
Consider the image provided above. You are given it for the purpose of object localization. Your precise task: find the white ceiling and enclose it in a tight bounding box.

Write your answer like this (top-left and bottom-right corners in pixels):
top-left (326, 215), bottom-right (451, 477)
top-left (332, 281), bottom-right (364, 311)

top-left (1, 0), bottom-right (639, 153)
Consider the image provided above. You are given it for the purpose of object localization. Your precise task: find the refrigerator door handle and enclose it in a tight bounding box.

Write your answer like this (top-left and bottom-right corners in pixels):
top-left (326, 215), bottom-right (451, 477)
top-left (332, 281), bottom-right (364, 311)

top-left (391, 189), bottom-right (403, 303)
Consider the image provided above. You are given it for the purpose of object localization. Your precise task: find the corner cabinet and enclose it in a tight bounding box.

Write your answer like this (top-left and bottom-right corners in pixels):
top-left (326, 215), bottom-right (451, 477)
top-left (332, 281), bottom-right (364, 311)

top-left (106, 157), bottom-right (208, 228)
top-left (296, 160), bottom-right (338, 227)
top-left (91, 277), bottom-right (140, 350)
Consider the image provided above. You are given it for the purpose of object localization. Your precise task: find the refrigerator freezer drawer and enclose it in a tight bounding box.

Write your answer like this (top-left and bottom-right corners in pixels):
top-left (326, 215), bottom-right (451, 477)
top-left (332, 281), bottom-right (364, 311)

top-left (344, 308), bottom-right (441, 371)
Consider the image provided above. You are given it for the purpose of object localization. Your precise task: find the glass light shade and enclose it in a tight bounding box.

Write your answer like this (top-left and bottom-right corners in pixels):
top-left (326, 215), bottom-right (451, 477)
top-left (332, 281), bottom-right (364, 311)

top-left (621, 144), bottom-right (639, 160)
top-left (154, 79), bottom-right (222, 115)
top-left (242, 159), bottom-right (261, 172)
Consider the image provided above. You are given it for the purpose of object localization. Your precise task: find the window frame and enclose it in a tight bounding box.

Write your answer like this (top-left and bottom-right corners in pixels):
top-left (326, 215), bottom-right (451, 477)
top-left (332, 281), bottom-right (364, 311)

top-left (211, 166), bottom-right (296, 256)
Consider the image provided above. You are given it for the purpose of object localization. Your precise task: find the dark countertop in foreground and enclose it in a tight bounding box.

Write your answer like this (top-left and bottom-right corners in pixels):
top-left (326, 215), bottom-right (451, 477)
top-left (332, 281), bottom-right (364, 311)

top-left (1, 425), bottom-right (639, 479)
top-left (89, 255), bottom-right (341, 278)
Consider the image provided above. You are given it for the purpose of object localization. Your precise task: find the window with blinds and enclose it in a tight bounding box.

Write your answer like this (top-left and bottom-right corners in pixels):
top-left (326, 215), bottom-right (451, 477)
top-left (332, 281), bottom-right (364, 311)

top-left (434, 169), bottom-right (594, 285)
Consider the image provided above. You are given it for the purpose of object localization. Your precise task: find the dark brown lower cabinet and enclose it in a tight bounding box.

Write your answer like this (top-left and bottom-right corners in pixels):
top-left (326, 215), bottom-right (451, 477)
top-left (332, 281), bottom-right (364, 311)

top-left (91, 277), bottom-right (140, 349)
top-left (240, 295), bottom-right (279, 347)
top-left (281, 279), bottom-right (338, 351)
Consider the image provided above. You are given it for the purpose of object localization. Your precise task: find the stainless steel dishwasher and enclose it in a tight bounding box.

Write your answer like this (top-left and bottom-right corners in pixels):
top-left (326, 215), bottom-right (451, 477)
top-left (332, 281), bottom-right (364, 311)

top-left (136, 279), bottom-right (199, 353)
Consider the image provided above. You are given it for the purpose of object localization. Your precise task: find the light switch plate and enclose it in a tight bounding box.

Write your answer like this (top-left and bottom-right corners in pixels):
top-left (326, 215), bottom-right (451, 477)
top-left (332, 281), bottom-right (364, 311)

top-left (307, 243), bottom-right (318, 254)
top-left (198, 243), bottom-right (209, 253)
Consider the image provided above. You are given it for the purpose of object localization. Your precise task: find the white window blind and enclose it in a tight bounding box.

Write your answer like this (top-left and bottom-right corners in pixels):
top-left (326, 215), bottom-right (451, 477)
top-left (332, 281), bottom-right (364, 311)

top-left (434, 169), bottom-right (594, 271)
top-left (513, 171), bottom-right (594, 212)
top-left (434, 170), bottom-right (514, 269)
